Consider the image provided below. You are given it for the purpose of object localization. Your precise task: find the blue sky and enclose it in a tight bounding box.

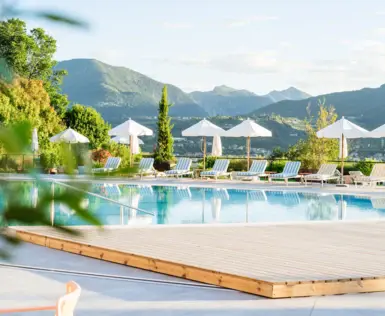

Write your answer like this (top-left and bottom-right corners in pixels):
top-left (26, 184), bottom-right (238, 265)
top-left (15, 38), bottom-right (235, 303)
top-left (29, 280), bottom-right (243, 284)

top-left (19, 0), bottom-right (385, 96)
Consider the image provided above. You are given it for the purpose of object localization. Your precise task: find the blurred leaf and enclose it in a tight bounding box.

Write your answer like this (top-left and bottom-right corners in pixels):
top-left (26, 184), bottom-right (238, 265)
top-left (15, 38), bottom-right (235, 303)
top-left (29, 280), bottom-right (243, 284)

top-left (34, 12), bottom-right (88, 28)
top-left (0, 121), bottom-right (32, 154)
top-left (0, 58), bottom-right (14, 83)
top-left (2, 234), bottom-right (21, 246)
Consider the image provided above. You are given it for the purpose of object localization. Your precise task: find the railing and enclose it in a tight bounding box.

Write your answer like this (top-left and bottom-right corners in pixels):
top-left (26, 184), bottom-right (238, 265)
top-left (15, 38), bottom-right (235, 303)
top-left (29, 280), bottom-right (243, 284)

top-left (52, 181), bottom-right (155, 216)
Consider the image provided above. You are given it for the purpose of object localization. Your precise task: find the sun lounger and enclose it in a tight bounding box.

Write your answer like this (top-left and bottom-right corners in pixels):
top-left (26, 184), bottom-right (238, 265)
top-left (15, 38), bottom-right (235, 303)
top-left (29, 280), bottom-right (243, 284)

top-left (136, 158), bottom-right (157, 179)
top-left (200, 159), bottom-right (231, 180)
top-left (0, 281), bottom-right (81, 314)
top-left (304, 163), bottom-right (340, 187)
top-left (234, 160), bottom-right (268, 181)
top-left (165, 158), bottom-right (193, 177)
top-left (92, 157), bottom-right (121, 173)
top-left (268, 161), bottom-right (301, 186)
top-left (353, 164), bottom-right (385, 187)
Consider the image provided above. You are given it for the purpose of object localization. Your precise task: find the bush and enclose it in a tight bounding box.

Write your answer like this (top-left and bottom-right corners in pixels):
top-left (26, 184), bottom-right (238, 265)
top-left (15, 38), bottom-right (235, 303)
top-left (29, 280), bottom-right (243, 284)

top-left (106, 142), bottom-right (131, 168)
top-left (0, 156), bottom-right (18, 171)
top-left (91, 149), bottom-right (111, 165)
top-left (352, 160), bottom-right (376, 176)
top-left (40, 147), bottom-right (62, 169)
top-left (267, 160), bottom-right (287, 173)
top-left (228, 159), bottom-right (248, 172)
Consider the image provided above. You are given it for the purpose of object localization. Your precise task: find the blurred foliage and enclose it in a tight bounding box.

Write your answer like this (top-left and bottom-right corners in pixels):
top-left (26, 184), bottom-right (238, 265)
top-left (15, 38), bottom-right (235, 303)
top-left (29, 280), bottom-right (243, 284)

top-left (0, 6), bottom-right (98, 258)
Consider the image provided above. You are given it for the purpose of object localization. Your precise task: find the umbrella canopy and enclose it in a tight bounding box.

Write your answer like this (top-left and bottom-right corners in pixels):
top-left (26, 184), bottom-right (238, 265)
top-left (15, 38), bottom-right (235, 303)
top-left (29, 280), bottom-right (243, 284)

top-left (111, 135), bottom-right (144, 145)
top-left (317, 117), bottom-right (368, 185)
top-left (109, 118), bottom-right (151, 166)
top-left (181, 118), bottom-right (226, 137)
top-left (31, 128), bottom-right (39, 153)
top-left (212, 135), bottom-right (222, 157)
top-left (49, 128), bottom-right (90, 144)
top-left (369, 124), bottom-right (385, 138)
top-left (108, 118), bottom-right (153, 137)
top-left (225, 118), bottom-right (272, 137)
top-left (225, 118), bottom-right (272, 168)
top-left (182, 119), bottom-right (226, 170)
top-left (316, 117), bottom-right (368, 139)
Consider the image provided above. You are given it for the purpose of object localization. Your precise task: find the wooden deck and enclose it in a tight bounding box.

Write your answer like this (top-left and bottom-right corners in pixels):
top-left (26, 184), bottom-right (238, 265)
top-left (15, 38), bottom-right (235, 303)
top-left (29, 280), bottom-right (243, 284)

top-left (12, 221), bottom-right (385, 298)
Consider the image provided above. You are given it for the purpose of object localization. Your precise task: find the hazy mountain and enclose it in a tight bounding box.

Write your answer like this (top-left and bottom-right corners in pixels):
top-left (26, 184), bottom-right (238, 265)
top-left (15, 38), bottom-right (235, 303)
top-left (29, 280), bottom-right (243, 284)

top-left (264, 87), bottom-right (311, 103)
top-left (250, 84), bottom-right (385, 129)
top-left (189, 85), bottom-right (271, 116)
top-left (57, 59), bottom-right (207, 117)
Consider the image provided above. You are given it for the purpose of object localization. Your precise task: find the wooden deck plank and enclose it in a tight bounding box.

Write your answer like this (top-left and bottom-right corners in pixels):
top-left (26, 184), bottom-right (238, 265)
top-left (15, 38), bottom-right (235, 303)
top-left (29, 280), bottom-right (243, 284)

top-left (11, 220), bottom-right (385, 298)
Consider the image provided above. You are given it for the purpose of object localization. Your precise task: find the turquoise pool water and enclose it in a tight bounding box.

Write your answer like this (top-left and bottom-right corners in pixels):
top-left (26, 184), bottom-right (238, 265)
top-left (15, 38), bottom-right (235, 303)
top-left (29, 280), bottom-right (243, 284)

top-left (3, 183), bottom-right (385, 226)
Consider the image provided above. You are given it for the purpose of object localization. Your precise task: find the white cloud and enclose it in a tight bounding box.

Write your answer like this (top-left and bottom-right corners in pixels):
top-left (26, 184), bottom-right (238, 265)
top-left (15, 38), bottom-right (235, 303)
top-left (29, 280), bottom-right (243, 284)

top-left (162, 22), bottom-right (192, 29)
top-left (227, 15), bottom-right (278, 28)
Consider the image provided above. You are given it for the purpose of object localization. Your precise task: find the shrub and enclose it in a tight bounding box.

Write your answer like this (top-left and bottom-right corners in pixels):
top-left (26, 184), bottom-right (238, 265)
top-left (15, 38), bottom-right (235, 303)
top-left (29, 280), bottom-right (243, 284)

top-left (267, 160), bottom-right (287, 173)
top-left (40, 148), bottom-right (62, 169)
top-left (228, 159), bottom-right (248, 172)
top-left (0, 156), bottom-right (18, 171)
top-left (91, 149), bottom-right (111, 165)
top-left (106, 142), bottom-right (131, 168)
top-left (352, 159), bottom-right (376, 176)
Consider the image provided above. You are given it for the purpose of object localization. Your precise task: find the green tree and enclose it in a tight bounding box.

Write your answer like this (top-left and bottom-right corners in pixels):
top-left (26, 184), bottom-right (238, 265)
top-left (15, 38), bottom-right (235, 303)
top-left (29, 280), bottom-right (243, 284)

top-left (0, 78), bottom-right (64, 152)
top-left (0, 18), bottom-right (69, 117)
top-left (154, 85), bottom-right (174, 162)
top-left (288, 99), bottom-right (339, 170)
top-left (65, 104), bottom-right (110, 149)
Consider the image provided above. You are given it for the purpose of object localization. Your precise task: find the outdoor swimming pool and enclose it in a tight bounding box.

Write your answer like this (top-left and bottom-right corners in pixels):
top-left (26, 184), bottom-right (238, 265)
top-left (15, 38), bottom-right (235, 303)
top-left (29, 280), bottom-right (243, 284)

top-left (3, 182), bottom-right (385, 226)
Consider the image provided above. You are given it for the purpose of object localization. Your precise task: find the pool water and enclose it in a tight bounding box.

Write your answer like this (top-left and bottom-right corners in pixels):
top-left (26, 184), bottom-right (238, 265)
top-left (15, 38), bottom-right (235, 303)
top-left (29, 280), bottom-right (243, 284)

top-left (3, 183), bottom-right (385, 226)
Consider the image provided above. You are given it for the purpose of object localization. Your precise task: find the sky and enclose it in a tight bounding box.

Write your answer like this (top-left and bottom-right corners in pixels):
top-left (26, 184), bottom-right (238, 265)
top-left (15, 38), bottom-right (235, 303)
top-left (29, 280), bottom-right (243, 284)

top-left (18, 0), bottom-right (385, 96)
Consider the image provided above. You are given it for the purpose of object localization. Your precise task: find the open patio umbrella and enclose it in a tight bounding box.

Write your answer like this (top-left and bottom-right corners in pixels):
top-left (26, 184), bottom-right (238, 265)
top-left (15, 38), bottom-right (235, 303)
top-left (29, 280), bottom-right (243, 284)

top-left (111, 135), bottom-right (144, 145)
top-left (50, 128), bottom-right (90, 144)
top-left (316, 116), bottom-right (368, 184)
top-left (225, 118), bottom-right (272, 169)
top-left (369, 123), bottom-right (385, 138)
top-left (181, 118), bottom-right (225, 170)
top-left (109, 118), bottom-right (153, 166)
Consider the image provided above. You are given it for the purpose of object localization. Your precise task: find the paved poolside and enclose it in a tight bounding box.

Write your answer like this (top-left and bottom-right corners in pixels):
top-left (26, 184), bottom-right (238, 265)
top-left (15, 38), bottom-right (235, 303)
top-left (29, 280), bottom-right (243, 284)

top-left (2, 242), bottom-right (385, 315)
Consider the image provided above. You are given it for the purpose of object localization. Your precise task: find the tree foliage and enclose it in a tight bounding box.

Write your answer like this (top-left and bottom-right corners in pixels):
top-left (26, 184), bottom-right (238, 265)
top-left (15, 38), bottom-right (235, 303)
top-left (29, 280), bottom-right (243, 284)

top-left (0, 78), bottom-right (64, 152)
top-left (286, 99), bottom-right (339, 170)
top-left (155, 85), bottom-right (174, 162)
top-left (65, 104), bottom-right (110, 149)
top-left (0, 18), bottom-right (69, 117)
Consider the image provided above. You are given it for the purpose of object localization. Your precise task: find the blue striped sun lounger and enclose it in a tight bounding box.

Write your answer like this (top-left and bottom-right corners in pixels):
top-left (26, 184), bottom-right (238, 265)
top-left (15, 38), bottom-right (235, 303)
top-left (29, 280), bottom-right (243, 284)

top-left (200, 159), bottom-right (231, 180)
top-left (165, 158), bottom-right (193, 178)
top-left (212, 188), bottom-right (230, 200)
top-left (136, 158), bottom-right (157, 179)
top-left (234, 160), bottom-right (268, 180)
top-left (268, 161), bottom-right (301, 186)
top-left (92, 157), bottom-right (122, 173)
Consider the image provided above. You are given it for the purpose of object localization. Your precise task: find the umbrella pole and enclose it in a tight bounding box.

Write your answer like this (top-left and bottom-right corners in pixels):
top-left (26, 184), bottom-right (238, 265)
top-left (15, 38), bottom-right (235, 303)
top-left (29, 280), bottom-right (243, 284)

top-left (247, 136), bottom-right (250, 169)
top-left (130, 135), bottom-right (133, 167)
top-left (341, 133), bottom-right (345, 184)
top-left (203, 136), bottom-right (206, 170)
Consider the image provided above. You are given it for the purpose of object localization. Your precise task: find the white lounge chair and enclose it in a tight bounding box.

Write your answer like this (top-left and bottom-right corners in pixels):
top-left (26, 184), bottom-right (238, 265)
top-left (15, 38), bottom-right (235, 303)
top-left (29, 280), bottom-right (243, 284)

top-left (92, 157), bottom-right (121, 173)
top-left (165, 158), bottom-right (193, 178)
top-left (136, 158), bottom-right (157, 179)
top-left (268, 161), bottom-right (301, 186)
top-left (234, 160), bottom-right (268, 181)
top-left (304, 163), bottom-right (340, 187)
top-left (200, 159), bottom-right (231, 180)
top-left (353, 164), bottom-right (385, 187)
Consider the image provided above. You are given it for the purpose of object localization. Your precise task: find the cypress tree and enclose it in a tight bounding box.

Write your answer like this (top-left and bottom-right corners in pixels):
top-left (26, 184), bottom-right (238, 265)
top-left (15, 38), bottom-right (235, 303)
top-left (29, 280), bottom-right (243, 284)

top-left (155, 85), bottom-right (174, 162)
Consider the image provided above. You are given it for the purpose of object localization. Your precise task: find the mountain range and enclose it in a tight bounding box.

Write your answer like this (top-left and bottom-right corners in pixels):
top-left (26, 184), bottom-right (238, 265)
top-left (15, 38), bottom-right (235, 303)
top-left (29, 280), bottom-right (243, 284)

top-left (57, 59), bottom-right (310, 119)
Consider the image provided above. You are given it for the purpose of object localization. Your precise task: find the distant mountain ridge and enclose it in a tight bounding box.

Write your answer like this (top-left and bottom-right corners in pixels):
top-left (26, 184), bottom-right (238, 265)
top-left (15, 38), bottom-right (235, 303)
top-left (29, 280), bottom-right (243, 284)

top-left (57, 59), bottom-right (311, 120)
top-left (189, 85), bottom-right (310, 116)
top-left (250, 84), bottom-right (385, 129)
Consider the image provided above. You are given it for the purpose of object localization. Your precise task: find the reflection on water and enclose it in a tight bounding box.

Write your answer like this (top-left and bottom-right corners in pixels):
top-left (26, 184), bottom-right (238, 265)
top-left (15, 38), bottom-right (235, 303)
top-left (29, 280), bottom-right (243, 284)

top-left (2, 181), bottom-right (385, 227)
